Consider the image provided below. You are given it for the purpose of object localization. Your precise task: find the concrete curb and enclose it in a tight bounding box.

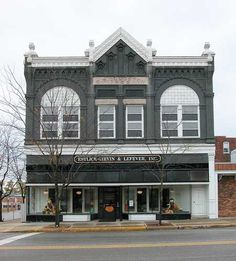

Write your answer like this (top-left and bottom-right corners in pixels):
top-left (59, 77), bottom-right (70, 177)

top-left (1, 223), bottom-right (236, 233)
top-left (1, 226), bottom-right (147, 233)
top-left (172, 224), bottom-right (236, 230)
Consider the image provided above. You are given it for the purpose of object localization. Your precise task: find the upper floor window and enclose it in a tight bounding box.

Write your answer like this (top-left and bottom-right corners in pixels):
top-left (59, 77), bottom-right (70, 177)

top-left (97, 105), bottom-right (116, 139)
top-left (41, 87), bottom-right (80, 139)
top-left (126, 105), bottom-right (144, 138)
top-left (223, 141), bottom-right (230, 154)
top-left (160, 85), bottom-right (200, 138)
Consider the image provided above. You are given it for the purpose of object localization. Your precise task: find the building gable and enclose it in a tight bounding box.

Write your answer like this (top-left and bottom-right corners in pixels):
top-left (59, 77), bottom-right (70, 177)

top-left (94, 39), bottom-right (147, 76)
top-left (93, 27), bottom-right (149, 62)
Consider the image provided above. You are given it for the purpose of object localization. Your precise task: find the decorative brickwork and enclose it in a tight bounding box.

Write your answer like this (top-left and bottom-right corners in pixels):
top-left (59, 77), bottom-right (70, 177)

top-left (218, 176), bottom-right (236, 217)
top-left (215, 164), bottom-right (236, 171)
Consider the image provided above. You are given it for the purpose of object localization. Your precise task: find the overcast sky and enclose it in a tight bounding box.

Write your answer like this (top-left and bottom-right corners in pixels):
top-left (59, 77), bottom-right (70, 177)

top-left (0, 0), bottom-right (235, 136)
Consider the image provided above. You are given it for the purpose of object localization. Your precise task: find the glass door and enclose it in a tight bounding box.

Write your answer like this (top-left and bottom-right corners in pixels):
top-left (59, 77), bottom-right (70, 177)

top-left (98, 187), bottom-right (120, 221)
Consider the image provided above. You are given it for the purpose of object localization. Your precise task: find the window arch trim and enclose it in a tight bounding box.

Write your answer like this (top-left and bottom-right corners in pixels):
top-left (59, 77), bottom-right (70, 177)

top-left (40, 86), bottom-right (80, 139)
top-left (160, 85), bottom-right (200, 138)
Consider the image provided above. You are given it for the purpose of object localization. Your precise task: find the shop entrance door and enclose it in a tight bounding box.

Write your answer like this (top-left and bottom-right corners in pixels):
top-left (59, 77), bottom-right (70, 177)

top-left (192, 187), bottom-right (207, 216)
top-left (98, 187), bottom-right (121, 222)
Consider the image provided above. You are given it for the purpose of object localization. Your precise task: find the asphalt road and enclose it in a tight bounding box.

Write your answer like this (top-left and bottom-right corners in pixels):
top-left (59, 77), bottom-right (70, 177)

top-left (0, 228), bottom-right (236, 260)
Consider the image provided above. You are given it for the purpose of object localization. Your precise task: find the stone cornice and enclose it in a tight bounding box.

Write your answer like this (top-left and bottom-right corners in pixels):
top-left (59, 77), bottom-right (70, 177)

top-left (30, 56), bottom-right (89, 67)
top-left (153, 56), bottom-right (209, 67)
top-left (28, 55), bottom-right (210, 68)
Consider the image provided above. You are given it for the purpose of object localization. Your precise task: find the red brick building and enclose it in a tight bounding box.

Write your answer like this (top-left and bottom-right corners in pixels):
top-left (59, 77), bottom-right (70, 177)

top-left (215, 136), bottom-right (236, 217)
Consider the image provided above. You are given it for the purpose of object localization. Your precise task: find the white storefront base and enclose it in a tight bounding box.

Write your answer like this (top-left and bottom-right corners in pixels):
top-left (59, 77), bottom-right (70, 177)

top-left (63, 214), bottom-right (91, 222)
top-left (129, 214), bottom-right (156, 221)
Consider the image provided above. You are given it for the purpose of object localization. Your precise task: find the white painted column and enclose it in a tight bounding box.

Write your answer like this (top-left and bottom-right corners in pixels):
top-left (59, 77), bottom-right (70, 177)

top-left (21, 203), bottom-right (26, 223)
top-left (208, 153), bottom-right (218, 218)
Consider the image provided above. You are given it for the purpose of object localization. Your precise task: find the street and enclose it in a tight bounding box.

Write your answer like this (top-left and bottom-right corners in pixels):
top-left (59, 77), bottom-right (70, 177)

top-left (0, 228), bottom-right (236, 260)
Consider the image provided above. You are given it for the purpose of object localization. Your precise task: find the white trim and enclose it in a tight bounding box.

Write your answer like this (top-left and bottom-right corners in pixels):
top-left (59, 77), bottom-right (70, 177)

top-left (93, 27), bottom-right (149, 62)
top-left (123, 99), bottom-right (146, 105)
top-left (208, 153), bottom-right (218, 218)
top-left (26, 182), bottom-right (209, 187)
top-left (63, 214), bottom-right (90, 222)
top-left (24, 143), bottom-right (215, 155)
top-left (129, 214), bottom-right (156, 221)
top-left (95, 99), bottom-right (118, 105)
top-left (31, 56), bottom-right (89, 67)
top-left (216, 162), bottom-right (236, 164)
top-left (29, 56), bottom-right (209, 68)
top-left (152, 56), bottom-right (209, 67)
top-left (215, 170), bottom-right (236, 175)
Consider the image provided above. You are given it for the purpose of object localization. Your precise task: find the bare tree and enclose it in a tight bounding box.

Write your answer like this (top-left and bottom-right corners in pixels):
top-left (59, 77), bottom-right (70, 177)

top-left (0, 68), bottom-right (116, 227)
top-left (0, 127), bottom-right (18, 222)
top-left (146, 141), bottom-right (189, 225)
top-left (144, 111), bottom-right (191, 225)
top-left (10, 149), bottom-right (26, 204)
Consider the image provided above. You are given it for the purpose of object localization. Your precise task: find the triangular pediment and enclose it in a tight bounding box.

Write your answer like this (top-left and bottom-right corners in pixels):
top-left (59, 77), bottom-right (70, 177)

top-left (93, 27), bottom-right (149, 62)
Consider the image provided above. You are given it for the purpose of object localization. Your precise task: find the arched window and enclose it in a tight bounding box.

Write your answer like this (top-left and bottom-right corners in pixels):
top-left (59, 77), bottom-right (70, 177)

top-left (160, 85), bottom-right (200, 138)
top-left (41, 87), bottom-right (80, 138)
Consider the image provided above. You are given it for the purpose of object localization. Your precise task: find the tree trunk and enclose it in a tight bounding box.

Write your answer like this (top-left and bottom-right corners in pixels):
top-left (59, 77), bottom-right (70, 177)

top-left (159, 185), bottom-right (163, 226)
top-left (54, 184), bottom-right (60, 227)
top-left (159, 171), bottom-right (164, 226)
top-left (0, 198), bottom-right (3, 222)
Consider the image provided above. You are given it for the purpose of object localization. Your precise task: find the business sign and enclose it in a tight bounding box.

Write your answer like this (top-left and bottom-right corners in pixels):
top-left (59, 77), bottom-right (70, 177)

top-left (93, 77), bottom-right (148, 85)
top-left (74, 155), bottom-right (161, 164)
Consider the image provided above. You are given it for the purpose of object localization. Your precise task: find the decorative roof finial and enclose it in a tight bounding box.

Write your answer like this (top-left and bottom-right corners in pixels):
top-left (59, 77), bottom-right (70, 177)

top-left (204, 42), bottom-right (210, 51)
top-left (202, 42), bottom-right (215, 61)
top-left (29, 42), bottom-right (35, 51)
top-left (85, 40), bottom-right (95, 62)
top-left (24, 42), bottom-right (38, 64)
top-left (146, 39), bottom-right (157, 61)
top-left (89, 40), bottom-right (95, 48)
top-left (146, 39), bottom-right (152, 47)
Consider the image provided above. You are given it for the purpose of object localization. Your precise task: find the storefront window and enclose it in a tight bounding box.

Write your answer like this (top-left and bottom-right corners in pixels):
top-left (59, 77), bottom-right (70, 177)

top-left (137, 188), bottom-right (146, 212)
top-left (73, 188), bottom-right (82, 213)
top-left (123, 187), bottom-right (135, 212)
top-left (60, 189), bottom-right (68, 212)
top-left (84, 188), bottom-right (96, 213)
top-left (29, 187), bottom-right (50, 214)
top-left (162, 186), bottom-right (191, 213)
top-left (48, 189), bottom-right (55, 204)
top-left (149, 188), bottom-right (159, 212)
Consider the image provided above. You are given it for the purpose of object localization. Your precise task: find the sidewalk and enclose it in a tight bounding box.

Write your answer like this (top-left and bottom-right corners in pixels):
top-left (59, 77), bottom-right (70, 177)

top-left (1, 218), bottom-right (236, 233)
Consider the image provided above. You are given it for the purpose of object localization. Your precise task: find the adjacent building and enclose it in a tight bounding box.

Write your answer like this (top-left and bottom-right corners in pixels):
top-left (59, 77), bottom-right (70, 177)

top-left (215, 136), bottom-right (236, 217)
top-left (24, 28), bottom-right (217, 222)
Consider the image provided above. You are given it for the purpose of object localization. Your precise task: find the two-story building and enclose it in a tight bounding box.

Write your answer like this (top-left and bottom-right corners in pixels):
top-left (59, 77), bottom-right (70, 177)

top-left (24, 28), bottom-right (217, 222)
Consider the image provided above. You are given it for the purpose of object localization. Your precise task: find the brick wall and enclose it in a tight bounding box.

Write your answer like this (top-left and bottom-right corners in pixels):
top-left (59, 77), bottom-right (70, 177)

top-left (218, 176), bottom-right (236, 217)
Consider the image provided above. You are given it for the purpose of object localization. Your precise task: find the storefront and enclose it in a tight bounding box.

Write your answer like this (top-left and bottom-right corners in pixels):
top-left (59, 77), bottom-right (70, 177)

top-left (26, 153), bottom-right (210, 222)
